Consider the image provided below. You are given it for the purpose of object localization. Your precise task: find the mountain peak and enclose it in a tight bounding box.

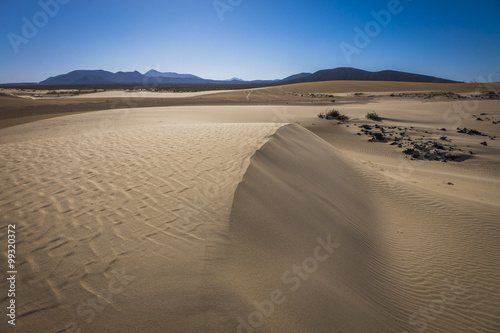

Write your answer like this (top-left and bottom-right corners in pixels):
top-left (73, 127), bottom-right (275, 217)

top-left (35, 67), bottom-right (458, 87)
top-left (144, 70), bottom-right (202, 80)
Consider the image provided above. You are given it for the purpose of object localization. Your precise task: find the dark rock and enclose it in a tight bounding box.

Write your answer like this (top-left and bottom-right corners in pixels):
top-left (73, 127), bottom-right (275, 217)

top-left (457, 128), bottom-right (485, 136)
top-left (433, 142), bottom-right (445, 149)
top-left (413, 143), bottom-right (425, 150)
top-left (445, 154), bottom-right (461, 161)
top-left (480, 141), bottom-right (488, 146)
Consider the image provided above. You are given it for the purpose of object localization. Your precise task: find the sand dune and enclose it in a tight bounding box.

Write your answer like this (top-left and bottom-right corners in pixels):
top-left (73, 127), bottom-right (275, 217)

top-left (228, 123), bottom-right (500, 332)
top-left (67, 90), bottom-right (235, 99)
top-left (227, 124), bottom-right (389, 332)
top-left (0, 117), bottom-right (282, 332)
top-left (1, 86), bottom-right (499, 332)
top-left (276, 80), bottom-right (500, 94)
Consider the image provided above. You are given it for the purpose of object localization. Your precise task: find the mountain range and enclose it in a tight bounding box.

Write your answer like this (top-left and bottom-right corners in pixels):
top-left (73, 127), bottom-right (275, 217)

top-left (6, 67), bottom-right (459, 87)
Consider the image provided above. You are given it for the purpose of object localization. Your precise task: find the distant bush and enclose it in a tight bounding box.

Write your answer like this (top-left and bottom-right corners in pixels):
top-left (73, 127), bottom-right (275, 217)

top-left (325, 109), bottom-right (340, 118)
top-left (354, 92), bottom-right (364, 96)
top-left (337, 114), bottom-right (350, 122)
top-left (318, 109), bottom-right (349, 122)
top-left (366, 111), bottom-right (381, 121)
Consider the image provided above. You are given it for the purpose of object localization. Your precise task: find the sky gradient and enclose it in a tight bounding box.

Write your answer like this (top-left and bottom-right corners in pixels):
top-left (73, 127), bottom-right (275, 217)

top-left (1, 0), bottom-right (499, 83)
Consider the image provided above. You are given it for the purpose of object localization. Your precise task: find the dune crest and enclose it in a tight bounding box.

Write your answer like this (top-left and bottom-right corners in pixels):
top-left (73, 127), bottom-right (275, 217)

top-left (226, 123), bottom-right (500, 332)
top-left (226, 124), bottom-right (390, 332)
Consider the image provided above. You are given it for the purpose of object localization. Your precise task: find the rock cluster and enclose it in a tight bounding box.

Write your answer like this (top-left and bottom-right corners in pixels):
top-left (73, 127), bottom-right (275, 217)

top-left (354, 124), bottom-right (494, 162)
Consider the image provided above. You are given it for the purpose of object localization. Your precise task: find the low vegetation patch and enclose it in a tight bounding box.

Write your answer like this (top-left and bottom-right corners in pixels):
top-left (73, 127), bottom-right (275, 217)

top-left (389, 92), bottom-right (465, 99)
top-left (479, 91), bottom-right (500, 100)
top-left (365, 111), bottom-right (381, 121)
top-left (337, 114), bottom-right (350, 122)
top-left (45, 89), bottom-right (103, 96)
top-left (318, 109), bottom-right (349, 122)
top-left (423, 92), bottom-right (462, 99)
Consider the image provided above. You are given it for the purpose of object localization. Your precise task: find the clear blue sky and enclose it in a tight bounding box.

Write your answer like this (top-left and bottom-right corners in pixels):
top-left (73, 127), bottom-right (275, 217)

top-left (1, 0), bottom-right (499, 83)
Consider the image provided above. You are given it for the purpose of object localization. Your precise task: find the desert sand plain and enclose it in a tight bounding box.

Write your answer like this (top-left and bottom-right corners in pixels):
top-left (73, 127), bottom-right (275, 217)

top-left (1, 81), bottom-right (499, 332)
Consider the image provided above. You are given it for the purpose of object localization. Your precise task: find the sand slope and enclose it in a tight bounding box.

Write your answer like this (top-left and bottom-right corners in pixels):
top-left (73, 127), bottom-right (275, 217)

top-left (226, 122), bottom-right (500, 332)
top-left (227, 124), bottom-right (390, 332)
top-left (277, 80), bottom-right (500, 94)
top-left (67, 90), bottom-right (234, 99)
top-left (0, 119), bottom-right (282, 332)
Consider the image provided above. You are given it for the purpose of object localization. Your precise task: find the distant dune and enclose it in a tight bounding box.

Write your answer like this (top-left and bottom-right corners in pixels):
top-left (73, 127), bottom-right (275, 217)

top-left (277, 80), bottom-right (499, 94)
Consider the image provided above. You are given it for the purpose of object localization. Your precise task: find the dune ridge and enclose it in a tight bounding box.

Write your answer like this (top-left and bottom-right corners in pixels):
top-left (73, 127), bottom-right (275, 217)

top-left (227, 123), bottom-right (500, 332)
top-left (226, 124), bottom-right (391, 332)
